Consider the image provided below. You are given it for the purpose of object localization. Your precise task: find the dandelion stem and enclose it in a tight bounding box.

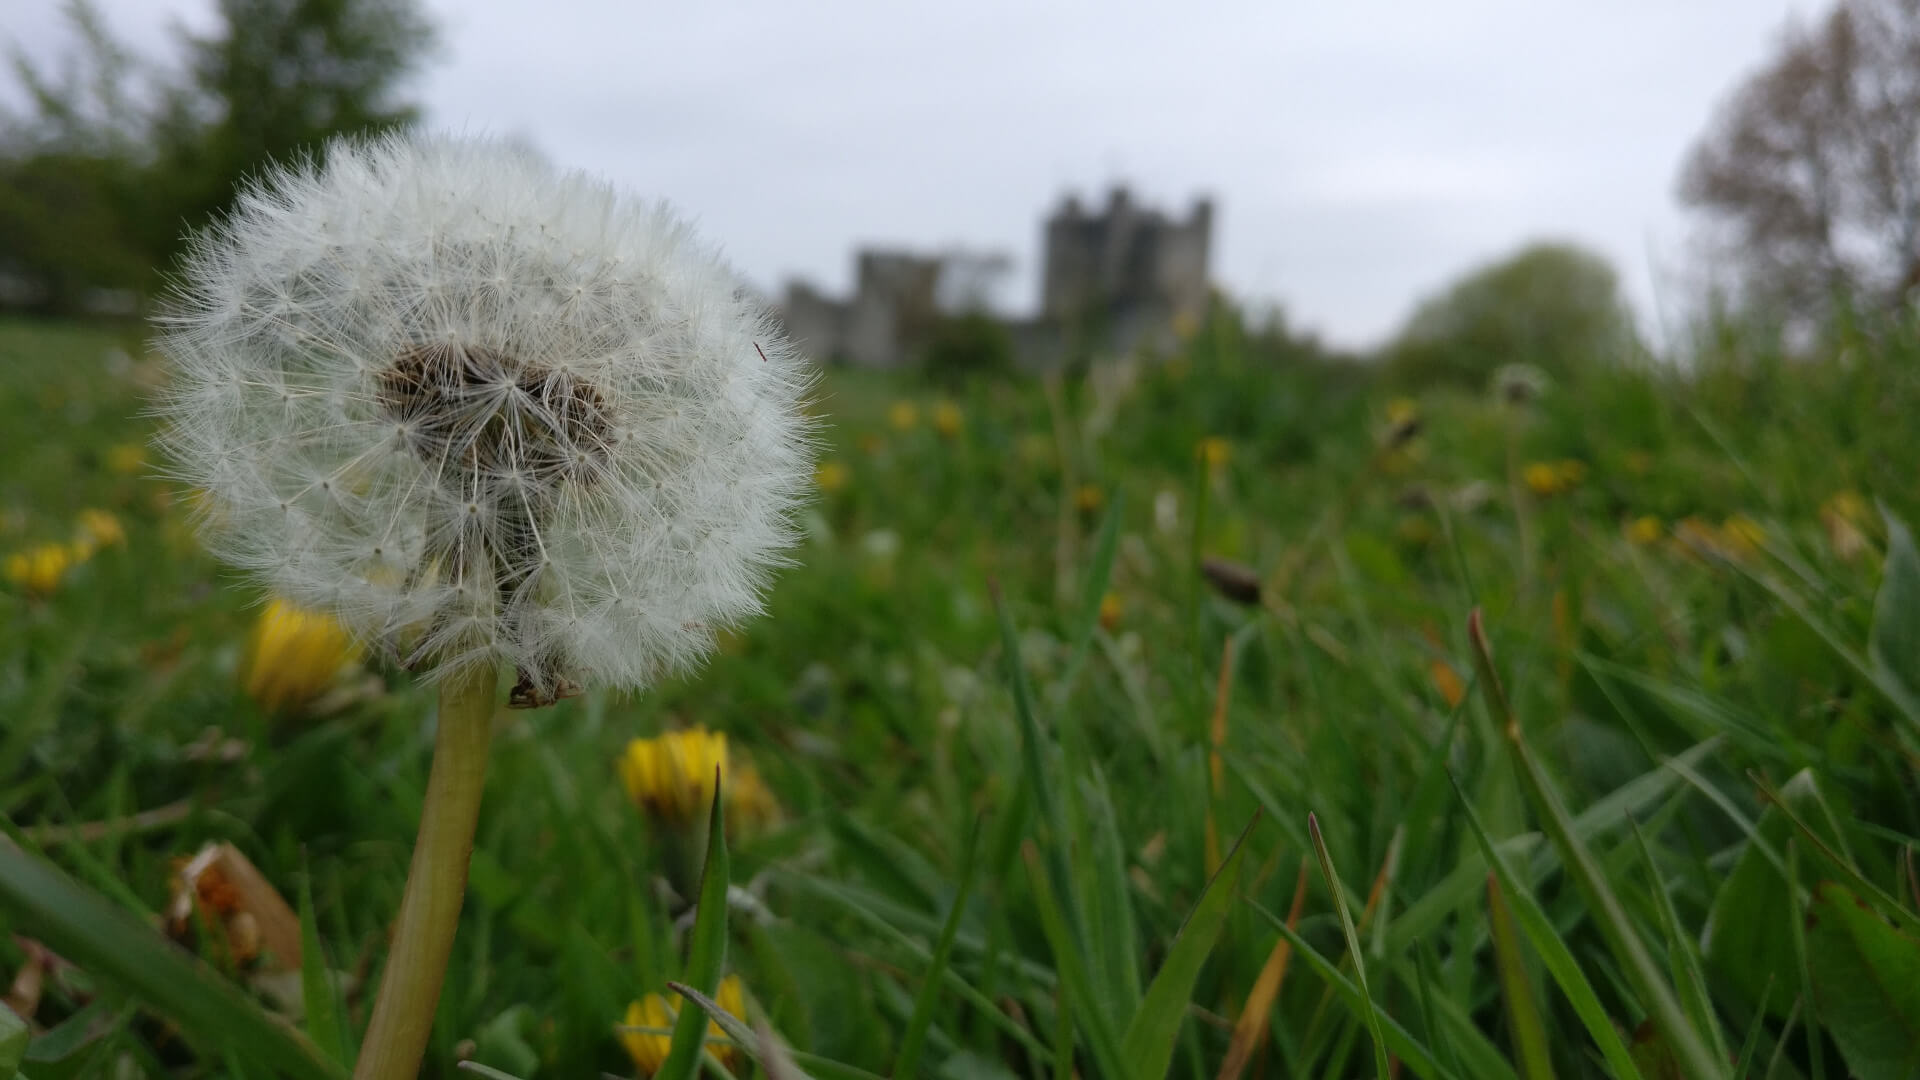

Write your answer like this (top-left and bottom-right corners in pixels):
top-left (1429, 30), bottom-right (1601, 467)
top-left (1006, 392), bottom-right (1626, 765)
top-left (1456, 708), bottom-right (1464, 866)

top-left (353, 662), bottom-right (497, 1080)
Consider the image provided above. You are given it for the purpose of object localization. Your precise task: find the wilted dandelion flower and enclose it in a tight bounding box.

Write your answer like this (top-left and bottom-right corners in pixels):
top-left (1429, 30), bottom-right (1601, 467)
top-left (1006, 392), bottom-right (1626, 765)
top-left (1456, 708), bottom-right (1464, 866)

top-left (1098, 591), bottom-right (1123, 631)
top-left (620, 975), bottom-right (747, 1075)
top-left (244, 596), bottom-right (363, 713)
top-left (5, 543), bottom-right (79, 596)
top-left (813, 461), bottom-right (849, 494)
top-left (620, 727), bottom-right (728, 826)
top-left (931, 400), bottom-right (963, 439)
top-left (887, 400), bottom-right (919, 431)
top-left (154, 134), bottom-right (814, 708)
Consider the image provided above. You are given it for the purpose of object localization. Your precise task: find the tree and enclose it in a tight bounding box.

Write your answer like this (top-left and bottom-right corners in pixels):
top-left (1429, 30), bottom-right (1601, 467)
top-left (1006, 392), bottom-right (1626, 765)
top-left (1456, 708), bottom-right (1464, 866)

top-left (0, 0), bottom-right (436, 314)
top-left (1384, 242), bottom-right (1635, 387)
top-left (1680, 0), bottom-right (1920, 318)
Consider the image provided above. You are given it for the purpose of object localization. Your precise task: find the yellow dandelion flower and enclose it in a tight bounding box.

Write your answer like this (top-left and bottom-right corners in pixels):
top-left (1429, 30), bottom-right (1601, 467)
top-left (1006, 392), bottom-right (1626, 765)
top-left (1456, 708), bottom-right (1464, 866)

top-left (243, 597), bottom-right (363, 713)
top-left (1523, 459), bottom-right (1585, 497)
top-left (728, 761), bottom-right (782, 839)
top-left (1098, 591), bottom-right (1123, 632)
top-left (72, 509), bottom-right (126, 556)
top-left (1626, 515), bottom-right (1663, 545)
top-left (1017, 433), bottom-right (1053, 466)
top-left (1196, 437), bottom-right (1231, 470)
top-left (1721, 514), bottom-right (1766, 558)
top-left (1822, 490), bottom-right (1870, 562)
top-left (620, 727), bottom-right (728, 826)
top-left (1074, 484), bottom-right (1105, 514)
top-left (106, 442), bottom-right (148, 476)
top-left (5, 543), bottom-right (80, 596)
top-left (620, 975), bottom-right (747, 1076)
top-left (931, 401), bottom-right (963, 439)
top-left (1395, 514), bottom-right (1436, 547)
top-left (1171, 310), bottom-right (1201, 341)
top-left (887, 400), bottom-right (919, 431)
top-left (1429, 659), bottom-right (1466, 709)
top-left (1385, 398), bottom-right (1418, 427)
top-left (814, 461), bottom-right (849, 494)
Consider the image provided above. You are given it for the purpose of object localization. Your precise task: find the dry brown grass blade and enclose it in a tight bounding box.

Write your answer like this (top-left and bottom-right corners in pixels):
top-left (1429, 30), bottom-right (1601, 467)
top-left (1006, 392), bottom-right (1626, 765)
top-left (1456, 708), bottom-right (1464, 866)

top-left (1217, 858), bottom-right (1311, 1080)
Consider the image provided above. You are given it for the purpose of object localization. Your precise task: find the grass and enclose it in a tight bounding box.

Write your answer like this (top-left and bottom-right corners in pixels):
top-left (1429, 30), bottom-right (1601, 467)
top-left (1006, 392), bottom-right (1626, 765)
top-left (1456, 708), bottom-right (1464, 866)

top-left (1, 311), bottom-right (1918, 1079)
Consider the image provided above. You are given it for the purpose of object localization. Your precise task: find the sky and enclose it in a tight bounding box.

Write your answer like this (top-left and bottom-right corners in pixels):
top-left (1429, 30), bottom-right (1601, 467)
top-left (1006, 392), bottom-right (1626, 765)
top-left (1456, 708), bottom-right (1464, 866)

top-left (7, 0), bottom-right (1822, 348)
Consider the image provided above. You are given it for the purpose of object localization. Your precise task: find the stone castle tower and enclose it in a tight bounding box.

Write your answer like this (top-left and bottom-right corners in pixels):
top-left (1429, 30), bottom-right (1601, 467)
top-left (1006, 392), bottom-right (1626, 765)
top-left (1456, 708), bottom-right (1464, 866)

top-left (780, 186), bottom-right (1212, 368)
top-left (1041, 186), bottom-right (1213, 338)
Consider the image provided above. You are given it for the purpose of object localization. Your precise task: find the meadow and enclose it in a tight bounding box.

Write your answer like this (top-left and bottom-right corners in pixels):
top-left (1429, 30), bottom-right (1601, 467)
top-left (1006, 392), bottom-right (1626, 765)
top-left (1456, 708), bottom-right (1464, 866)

top-left (2, 310), bottom-right (1918, 1080)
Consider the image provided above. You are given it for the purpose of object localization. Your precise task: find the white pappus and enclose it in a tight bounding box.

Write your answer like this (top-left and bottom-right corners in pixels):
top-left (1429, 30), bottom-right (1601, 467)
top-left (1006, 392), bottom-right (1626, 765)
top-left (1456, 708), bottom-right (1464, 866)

top-left (155, 133), bottom-right (816, 706)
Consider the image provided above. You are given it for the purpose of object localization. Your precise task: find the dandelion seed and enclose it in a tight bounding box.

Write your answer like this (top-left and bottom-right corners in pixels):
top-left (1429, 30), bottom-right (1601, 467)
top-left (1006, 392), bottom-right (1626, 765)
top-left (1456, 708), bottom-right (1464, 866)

top-left (154, 133), bottom-right (815, 708)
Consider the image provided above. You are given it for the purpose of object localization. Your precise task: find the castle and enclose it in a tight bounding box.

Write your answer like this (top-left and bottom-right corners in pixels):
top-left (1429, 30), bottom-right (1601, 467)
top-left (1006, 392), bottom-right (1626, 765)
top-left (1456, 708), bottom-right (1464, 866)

top-left (779, 186), bottom-right (1213, 369)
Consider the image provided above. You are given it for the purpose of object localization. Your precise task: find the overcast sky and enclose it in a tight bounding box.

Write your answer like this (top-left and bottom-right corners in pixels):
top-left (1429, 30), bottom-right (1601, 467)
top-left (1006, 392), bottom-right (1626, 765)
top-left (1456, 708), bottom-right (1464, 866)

top-left (8, 1), bottom-right (1820, 347)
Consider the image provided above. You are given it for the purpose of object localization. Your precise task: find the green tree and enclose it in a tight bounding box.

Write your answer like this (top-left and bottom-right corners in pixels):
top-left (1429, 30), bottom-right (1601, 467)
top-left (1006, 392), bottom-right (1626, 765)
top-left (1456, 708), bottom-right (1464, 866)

top-left (1384, 242), bottom-right (1636, 388)
top-left (0, 0), bottom-right (436, 315)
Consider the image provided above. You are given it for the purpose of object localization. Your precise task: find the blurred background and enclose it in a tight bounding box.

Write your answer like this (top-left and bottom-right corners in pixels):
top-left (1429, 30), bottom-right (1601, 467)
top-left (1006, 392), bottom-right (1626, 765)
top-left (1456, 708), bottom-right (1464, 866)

top-left (6, 3), bottom-right (1920, 1079)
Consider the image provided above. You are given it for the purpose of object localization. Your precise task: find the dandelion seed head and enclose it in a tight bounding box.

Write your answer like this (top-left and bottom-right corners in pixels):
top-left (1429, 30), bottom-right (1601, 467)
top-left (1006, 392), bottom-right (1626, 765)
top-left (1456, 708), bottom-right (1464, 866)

top-left (156, 133), bottom-right (816, 704)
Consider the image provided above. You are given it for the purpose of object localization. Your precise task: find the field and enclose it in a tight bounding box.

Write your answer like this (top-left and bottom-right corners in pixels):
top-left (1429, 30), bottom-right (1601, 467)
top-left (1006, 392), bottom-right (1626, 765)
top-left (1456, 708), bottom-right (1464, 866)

top-left (2, 312), bottom-right (1919, 1080)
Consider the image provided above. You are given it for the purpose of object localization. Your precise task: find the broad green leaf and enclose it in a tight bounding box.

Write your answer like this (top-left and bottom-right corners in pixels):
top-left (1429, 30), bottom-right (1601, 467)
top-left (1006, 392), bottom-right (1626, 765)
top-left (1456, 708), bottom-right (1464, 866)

top-left (1871, 507), bottom-right (1920, 702)
top-left (1117, 815), bottom-right (1253, 1080)
top-left (0, 842), bottom-right (344, 1080)
top-left (1702, 770), bottom-right (1836, 1020)
top-left (1806, 880), bottom-right (1920, 1080)
top-left (657, 774), bottom-right (730, 1080)
top-left (0, 1001), bottom-right (26, 1075)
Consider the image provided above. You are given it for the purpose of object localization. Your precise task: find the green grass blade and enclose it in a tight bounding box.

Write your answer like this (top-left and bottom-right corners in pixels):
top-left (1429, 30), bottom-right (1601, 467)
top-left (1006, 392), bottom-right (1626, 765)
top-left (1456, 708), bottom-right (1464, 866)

top-left (297, 869), bottom-right (349, 1066)
top-left (893, 818), bottom-right (981, 1080)
top-left (1451, 775), bottom-right (1644, 1080)
top-left (1487, 873), bottom-right (1556, 1080)
top-left (1468, 609), bottom-right (1728, 1080)
top-left (0, 840), bottom-right (345, 1080)
top-left (1022, 841), bottom-right (1131, 1080)
top-left (1247, 898), bottom-right (1475, 1080)
top-left (657, 773), bottom-right (730, 1080)
top-left (1064, 488), bottom-right (1125, 681)
top-left (1119, 814), bottom-right (1255, 1079)
top-left (1308, 812), bottom-right (1391, 1080)
top-left (1628, 819), bottom-right (1731, 1066)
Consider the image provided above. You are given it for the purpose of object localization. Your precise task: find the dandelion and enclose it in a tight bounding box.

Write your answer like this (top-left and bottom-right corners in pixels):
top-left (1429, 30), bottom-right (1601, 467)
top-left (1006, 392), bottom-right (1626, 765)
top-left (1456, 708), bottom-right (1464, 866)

top-left (888, 400), bottom-right (920, 431)
top-left (728, 761), bottom-right (782, 839)
top-left (152, 133), bottom-right (812, 1080)
top-left (814, 461), bottom-right (849, 494)
top-left (1625, 515), bottom-right (1663, 545)
top-left (1383, 397), bottom-right (1421, 448)
top-left (72, 509), bottom-right (126, 556)
top-left (620, 727), bottom-right (729, 827)
top-left (620, 975), bottom-right (747, 1076)
top-left (107, 442), bottom-right (148, 476)
top-left (1624, 450), bottom-right (1654, 476)
top-left (1197, 436), bottom-right (1231, 471)
top-left (1098, 591), bottom-right (1123, 631)
top-left (1017, 433), bottom-right (1053, 466)
top-left (5, 543), bottom-right (79, 596)
top-left (931, 400), bottom-right (963, 439)
top-left (1822, 490), bottom-right (1870, 561)
top-left (1721, 514), bottom-right (1766, 558)
top-left (1492, 363), bottom-right (1549, 405)
top-left (1074, 483), bottom-right (1105, 514)
top-left (243, 596), bottom-right (363, 713)
top-left (1522, 459), bottom-right (1585, 497)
